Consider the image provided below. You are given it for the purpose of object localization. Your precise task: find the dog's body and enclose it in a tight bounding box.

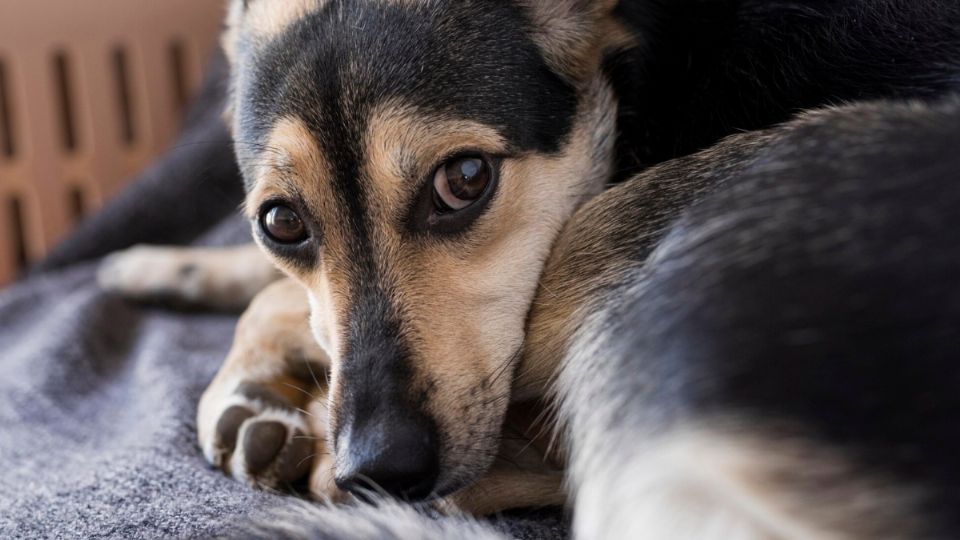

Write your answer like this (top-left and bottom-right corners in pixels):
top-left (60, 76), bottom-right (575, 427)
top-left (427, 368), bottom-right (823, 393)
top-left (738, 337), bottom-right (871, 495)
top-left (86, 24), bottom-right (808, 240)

top-left (99, 0), bottom-right (960, 537)
top-left (542, 98), bottom-right (960, 538)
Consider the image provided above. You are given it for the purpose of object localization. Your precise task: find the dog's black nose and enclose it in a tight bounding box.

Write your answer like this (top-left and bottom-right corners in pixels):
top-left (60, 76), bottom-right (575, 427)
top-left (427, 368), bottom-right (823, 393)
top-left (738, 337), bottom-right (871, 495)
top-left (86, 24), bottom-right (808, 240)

top-left (335, 415), bottom-right (439, 500)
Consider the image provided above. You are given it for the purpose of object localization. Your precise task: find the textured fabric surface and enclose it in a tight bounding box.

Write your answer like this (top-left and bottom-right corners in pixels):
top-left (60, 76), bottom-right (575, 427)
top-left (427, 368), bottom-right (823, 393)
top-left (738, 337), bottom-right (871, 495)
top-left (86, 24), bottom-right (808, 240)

top-left (0, 52), bottom-right (566, 539)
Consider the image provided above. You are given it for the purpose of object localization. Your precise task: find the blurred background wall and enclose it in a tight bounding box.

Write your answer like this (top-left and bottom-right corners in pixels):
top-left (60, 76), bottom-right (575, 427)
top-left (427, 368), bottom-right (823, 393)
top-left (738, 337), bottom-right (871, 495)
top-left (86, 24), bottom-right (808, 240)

top-left (0, 0), bottom-right (225, 285)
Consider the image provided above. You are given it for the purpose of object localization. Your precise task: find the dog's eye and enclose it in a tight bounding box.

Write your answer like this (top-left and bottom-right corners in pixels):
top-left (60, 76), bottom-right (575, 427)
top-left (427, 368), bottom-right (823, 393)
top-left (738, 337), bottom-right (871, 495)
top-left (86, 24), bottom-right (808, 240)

top-left (261, 204), bottom-right (308, 244)
top-left (433, 156), bottom-right (492, 212)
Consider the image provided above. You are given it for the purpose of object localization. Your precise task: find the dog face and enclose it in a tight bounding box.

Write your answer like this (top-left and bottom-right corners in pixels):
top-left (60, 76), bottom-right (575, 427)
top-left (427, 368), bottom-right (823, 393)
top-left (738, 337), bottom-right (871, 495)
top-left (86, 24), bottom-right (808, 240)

top-left (226, 0), bottom-right (624, 499)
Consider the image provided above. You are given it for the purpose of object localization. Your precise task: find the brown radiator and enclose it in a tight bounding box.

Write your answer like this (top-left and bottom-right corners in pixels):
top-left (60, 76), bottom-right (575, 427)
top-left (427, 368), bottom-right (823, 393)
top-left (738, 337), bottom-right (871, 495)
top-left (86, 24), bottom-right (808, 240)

top-left (0, 0), bottom-right (225, 285)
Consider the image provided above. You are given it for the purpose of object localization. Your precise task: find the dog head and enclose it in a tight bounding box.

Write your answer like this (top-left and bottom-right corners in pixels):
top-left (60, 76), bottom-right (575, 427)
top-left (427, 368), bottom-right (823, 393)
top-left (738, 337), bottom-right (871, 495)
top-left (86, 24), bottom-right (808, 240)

top-left (225, 0), bottom-right (628, 499)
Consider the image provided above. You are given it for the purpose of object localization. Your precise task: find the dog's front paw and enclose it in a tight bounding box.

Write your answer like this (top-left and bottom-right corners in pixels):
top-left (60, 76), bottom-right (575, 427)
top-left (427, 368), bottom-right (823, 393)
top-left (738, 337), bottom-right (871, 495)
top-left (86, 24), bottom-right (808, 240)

top-left (200, 381), bottom-right (318, 491)
top-left (98, 245), bottom-right (194, 299)
top-left (97, 244), bottom-right (279, 310)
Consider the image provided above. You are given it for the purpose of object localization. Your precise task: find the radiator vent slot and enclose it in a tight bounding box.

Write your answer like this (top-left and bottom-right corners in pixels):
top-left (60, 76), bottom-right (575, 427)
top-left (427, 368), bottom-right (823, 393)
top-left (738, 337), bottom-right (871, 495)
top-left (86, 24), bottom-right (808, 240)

top-left (7, 196), bottom-right (27, 272)
top-left (112, 46), bottom-right (136, 146)
top-left (0, 58), bottom-right (14, 158)
top-left (68, 185), bottom-right (86, 224)
top-left (53, 51), bottom-right (78, 152)
top-left (169, 40), bottom-right (189, 111)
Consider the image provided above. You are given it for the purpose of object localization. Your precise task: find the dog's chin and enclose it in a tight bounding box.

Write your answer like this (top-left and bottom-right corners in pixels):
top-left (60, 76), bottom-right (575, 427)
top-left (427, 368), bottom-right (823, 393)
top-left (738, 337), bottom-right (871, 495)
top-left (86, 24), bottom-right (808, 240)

top-left (432, 464), bottom-right (489, 499)
top-left (432, 434), bottom-right (503, 498)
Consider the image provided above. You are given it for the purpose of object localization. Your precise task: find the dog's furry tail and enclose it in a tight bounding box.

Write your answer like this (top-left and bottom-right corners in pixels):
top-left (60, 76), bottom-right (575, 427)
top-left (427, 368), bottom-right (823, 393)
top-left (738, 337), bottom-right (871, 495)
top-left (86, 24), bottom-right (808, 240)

top-left (241, 499), bottom-right (510, 540)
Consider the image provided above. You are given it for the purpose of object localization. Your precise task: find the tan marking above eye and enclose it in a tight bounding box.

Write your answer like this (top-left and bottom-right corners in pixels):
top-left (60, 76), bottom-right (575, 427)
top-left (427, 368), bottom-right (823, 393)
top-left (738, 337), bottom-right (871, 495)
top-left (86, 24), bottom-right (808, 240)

top-left (243, 117), bottom-right (331, 218)
top-left (362, 104), bottom-right (507, 218)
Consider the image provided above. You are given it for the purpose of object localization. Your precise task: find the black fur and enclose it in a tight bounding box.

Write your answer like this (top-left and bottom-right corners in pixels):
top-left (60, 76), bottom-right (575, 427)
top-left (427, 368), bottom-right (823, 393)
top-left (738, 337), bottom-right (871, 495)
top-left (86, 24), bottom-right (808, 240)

top-left (606, 0), bottom-right (960, 179)
top-left (573, 98), bottom-right (960, 536)
top-left (234, 0), bottom-right (578, 185)
top-left (547, 1), bottom-right (960, 534)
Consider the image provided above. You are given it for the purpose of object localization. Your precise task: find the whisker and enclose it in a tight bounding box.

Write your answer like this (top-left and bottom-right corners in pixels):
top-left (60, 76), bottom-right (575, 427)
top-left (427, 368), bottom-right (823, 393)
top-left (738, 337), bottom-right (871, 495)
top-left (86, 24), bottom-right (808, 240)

top-left (354, 473), bottom-right (391, 499)
top-left (297, 452), bottom-right (320, 469)
top-left (292, 435), bottom-right (325, 442)
top-left (304, 357), bottom-right (326, 394)
top-left (282, 381), bottom-right (315, 399)
top-left (295, 407), bottom-right (316, 418)
top-left (483, 345), bottom-right (523, 389)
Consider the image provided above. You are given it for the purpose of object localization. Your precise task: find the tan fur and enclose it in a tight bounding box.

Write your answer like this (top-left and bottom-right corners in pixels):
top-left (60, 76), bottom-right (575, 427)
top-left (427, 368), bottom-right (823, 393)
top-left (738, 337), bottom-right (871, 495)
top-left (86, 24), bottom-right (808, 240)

top-left (220, 1), bottom-right (243, 66)
top-left (363, 103), bottom-right (508, 218)
top-left (244, 117), bottom-right (334, 225)
top-left (513, 176), bottom-right (642, 400)
top-left (515, 129), bottom-right (779, 400)
top-left (572, 422), bottom-right (921, 540)
top-left (243, 116), bottom-right (350, 302)
top-left (438, 400), bottom-right (566, 515)
top-left (195, 278), bottom-right (338, 494)
top-left (522, 0), bottom-right (635, 82)
top-left (396, 98), bottom-right (615, 481)
top-left (245, 116), bottom-right (353, 360)
top-left (191, 276), bottom-right (564, 512)
top-left (221, 0), bottom-right (327, 125)
top-left (305, 396), bottom-right (346, 502)
top-left (230, 0), bottom-right (327, 45)
top-left (239, 72), bottom-right (616, 489)
top-left (439, 471), bottom-right (565, 516)
top-left (98, 244), bottom-right (281, 310)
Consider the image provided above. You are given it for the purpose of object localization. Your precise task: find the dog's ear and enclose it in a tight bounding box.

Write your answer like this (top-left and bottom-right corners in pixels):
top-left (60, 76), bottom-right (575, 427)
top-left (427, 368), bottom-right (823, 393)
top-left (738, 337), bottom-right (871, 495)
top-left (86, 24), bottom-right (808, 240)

top-left (219, 0), bottom-right (247, 127)
top-left (522, 0), bottom-right (630, 82)
top-left (221, 0), bottom-right (319, 126)
top-left (221, 0), bottom-right (249, 67)
top-left (222, 0), bottom-right (319, 65)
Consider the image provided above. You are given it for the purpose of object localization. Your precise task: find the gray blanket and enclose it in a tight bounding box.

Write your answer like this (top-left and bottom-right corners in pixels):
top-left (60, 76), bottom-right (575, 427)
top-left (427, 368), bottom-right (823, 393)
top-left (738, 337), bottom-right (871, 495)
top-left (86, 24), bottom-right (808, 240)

top-left (0, 51), bottom-right (565, 540)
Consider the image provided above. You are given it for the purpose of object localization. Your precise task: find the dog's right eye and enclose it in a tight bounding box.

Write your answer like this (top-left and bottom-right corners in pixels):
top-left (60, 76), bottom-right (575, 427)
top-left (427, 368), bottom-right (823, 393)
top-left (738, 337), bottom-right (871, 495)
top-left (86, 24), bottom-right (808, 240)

top-left (432, 155), bottom-right (493, 212)
top-left (407, 153), bottom-right (499, 236)
top-left (260, 204), bottom-right (309, 244)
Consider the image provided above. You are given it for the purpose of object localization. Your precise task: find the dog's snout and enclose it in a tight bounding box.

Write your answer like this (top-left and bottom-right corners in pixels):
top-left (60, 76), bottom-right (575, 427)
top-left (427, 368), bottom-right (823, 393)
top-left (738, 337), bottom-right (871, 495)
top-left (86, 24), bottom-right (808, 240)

top-left (335, 414), bottom-right (439, 500)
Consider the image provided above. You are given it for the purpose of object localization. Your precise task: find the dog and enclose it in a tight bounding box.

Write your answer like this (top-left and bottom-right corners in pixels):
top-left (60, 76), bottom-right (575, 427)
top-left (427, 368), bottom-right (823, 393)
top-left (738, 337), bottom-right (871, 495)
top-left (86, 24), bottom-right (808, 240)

top-left (99, 0), bottom-right (960, 536)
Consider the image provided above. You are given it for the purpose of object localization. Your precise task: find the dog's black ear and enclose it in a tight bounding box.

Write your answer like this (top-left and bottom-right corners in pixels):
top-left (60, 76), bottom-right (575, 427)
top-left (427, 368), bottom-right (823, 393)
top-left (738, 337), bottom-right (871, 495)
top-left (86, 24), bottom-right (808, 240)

top-left (522, 0), bottom-right (628, 81)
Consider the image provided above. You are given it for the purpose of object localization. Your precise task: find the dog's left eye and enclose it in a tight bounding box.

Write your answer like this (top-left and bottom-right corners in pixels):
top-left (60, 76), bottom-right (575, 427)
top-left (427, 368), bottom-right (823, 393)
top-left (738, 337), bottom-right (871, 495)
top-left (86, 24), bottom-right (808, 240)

top-left (260, 204), bottom-right (309, 244)
top-left (432, 156), bottom-right (492, 212)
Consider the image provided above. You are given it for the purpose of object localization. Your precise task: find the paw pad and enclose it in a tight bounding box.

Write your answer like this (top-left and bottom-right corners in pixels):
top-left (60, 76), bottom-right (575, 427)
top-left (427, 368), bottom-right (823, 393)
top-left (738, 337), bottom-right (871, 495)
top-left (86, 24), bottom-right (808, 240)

top-left (243, 420), bottom-right (288, 473)
top-left (214, 405), bottom-right (256, 464)
top-left (206, 382), bottom-right (316, 490)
